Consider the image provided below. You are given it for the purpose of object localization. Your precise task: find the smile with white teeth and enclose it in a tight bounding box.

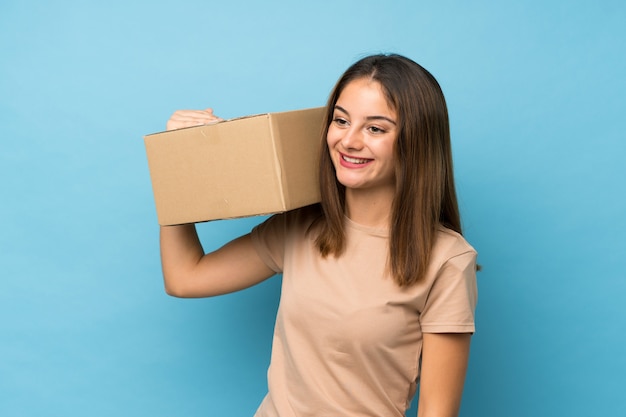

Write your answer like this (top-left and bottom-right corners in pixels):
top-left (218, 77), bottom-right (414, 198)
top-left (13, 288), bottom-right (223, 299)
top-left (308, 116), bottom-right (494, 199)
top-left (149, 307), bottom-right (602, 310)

top-left (342, 155), bottom-right (370, 164)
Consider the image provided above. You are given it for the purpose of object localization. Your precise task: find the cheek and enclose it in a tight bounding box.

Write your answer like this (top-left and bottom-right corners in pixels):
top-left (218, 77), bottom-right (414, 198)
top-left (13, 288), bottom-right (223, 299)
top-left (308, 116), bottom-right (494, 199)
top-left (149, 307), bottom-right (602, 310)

top-left (382, 137), bottom-right (397, 159)
top-left (370, 140), bottom-right (391, 157)
top-left (326, 127), bottom-right (340, 149)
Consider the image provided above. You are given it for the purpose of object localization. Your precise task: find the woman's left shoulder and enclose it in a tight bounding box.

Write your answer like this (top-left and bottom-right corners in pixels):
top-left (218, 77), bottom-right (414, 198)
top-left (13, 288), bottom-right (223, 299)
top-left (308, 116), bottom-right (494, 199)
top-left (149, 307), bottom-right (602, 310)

top-left (434, 226), bottom-right (477, 260)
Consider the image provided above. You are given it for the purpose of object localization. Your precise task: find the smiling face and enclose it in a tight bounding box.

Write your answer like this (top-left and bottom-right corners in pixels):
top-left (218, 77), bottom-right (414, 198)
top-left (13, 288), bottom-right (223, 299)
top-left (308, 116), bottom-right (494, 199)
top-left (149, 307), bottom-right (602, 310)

top-left (326, 77), bottom-right (398, 197)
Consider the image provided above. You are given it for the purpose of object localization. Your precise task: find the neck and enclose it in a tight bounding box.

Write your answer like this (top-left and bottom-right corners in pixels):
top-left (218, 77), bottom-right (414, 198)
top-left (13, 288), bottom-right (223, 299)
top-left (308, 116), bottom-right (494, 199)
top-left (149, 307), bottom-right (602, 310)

top-left (344, 187), bottom-right (394, 228)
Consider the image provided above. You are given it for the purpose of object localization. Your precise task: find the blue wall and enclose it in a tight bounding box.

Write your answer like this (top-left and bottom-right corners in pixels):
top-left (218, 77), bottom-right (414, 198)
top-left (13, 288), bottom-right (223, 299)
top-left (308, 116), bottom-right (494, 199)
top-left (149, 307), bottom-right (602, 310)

top-left (1, 1), bottom-right (624, 416)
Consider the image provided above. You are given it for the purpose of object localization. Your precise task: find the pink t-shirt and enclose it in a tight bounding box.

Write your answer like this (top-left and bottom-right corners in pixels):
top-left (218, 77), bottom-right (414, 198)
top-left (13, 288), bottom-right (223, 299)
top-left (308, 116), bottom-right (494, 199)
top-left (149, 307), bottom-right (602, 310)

top-left (251, 205), bottom-right (477, 417)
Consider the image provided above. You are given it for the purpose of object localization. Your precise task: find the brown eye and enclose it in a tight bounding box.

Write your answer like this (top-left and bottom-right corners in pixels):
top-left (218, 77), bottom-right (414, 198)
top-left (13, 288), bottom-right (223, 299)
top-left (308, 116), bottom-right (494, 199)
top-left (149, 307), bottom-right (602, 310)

top-left (333, 118), bottom-right (349, 126)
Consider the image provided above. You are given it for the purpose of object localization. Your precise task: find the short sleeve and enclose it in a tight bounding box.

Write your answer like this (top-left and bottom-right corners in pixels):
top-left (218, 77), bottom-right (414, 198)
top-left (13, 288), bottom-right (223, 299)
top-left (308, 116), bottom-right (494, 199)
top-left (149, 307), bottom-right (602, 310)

top-left (250, 213), bottom-right (288, 273)
top-left (420, 250), bottom-right (478, 334)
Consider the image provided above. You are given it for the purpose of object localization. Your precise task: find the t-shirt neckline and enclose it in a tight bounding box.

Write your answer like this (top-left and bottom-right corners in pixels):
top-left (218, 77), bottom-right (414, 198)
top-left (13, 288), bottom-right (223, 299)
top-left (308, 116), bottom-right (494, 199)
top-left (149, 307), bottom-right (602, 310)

top-left (344, 216), bottom-right (389, 238)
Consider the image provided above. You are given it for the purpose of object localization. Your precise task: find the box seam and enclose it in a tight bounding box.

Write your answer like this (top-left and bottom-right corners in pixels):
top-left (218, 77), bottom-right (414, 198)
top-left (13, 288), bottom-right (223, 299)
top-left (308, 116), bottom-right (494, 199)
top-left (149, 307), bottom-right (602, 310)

top-left (268, 114), bottom-right (288, 211)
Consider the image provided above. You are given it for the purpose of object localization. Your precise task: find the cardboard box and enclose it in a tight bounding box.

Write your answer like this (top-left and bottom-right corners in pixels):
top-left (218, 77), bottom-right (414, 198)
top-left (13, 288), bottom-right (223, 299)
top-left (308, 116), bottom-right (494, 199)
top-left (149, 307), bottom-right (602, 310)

top-left (144, 107), bottom-right (325, 225)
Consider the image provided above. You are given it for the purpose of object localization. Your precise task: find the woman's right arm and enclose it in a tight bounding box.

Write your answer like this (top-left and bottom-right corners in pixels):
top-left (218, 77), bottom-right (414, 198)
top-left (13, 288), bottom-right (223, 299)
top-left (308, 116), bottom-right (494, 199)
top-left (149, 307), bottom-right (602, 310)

top-left (158, 108), bottom-right (276, 298)
top-left (160, 225), bottom-right (275, 298)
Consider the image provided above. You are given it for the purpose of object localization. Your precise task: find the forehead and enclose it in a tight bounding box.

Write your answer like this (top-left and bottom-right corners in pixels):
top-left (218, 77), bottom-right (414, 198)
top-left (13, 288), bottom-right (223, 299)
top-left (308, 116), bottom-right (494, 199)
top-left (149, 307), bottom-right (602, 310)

top-left (336, 78), bottom-right (396, 116)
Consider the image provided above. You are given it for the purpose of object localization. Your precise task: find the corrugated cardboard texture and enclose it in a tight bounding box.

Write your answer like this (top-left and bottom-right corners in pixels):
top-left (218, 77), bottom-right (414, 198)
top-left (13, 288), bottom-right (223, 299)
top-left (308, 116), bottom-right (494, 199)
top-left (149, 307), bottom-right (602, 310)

top-left (144, 107), bottom-right (325, 225)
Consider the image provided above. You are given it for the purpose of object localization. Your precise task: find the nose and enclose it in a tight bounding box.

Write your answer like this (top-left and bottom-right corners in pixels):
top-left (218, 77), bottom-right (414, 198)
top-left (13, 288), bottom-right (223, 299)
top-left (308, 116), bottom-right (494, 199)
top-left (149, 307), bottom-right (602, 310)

top-left (340, 127), bottom-right (363, 150)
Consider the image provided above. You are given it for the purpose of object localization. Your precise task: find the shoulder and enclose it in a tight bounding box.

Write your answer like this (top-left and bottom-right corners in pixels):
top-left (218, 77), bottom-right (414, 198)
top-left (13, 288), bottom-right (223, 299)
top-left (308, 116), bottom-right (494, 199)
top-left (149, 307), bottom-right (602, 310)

top-left (252, 203), bottom-right (322, 239)
top-left (284, 203), bottom-right (324, 228)
top-left (250, 204), bottom-right (322, 272)
top-left (430, 226), bottom-right (477, 271)
top-left (435, 226), bottom-right (476, 256)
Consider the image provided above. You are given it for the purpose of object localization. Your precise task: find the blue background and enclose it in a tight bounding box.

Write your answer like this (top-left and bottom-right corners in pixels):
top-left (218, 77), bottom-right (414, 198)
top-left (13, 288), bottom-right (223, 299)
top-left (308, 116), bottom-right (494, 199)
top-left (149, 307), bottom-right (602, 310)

top-left (1, 1), bottom-right (624, 416)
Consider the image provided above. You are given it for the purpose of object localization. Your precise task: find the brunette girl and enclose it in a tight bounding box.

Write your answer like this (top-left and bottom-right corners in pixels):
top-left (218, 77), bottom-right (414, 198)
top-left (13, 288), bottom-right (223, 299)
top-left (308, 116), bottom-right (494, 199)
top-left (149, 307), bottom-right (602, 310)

top-left (160, 53), bottom-right (478, 417)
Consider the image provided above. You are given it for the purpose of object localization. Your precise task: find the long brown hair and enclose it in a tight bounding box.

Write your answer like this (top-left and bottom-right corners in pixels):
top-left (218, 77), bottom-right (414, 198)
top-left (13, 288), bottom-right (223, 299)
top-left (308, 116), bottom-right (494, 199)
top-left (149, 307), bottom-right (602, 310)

top-left (315, 53), bottom-right (462, 287)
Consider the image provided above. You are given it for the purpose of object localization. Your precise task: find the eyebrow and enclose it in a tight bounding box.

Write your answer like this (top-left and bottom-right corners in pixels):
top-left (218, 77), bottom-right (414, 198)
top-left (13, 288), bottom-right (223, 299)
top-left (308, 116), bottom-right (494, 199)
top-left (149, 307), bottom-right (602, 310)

top-left (334, 105), bottom-right (397, 125)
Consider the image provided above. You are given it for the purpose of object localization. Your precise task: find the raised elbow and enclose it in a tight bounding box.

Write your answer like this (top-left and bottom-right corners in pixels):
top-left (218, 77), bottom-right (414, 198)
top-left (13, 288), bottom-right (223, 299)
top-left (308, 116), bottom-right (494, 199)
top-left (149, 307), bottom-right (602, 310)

top-left (163, 275), bottom-right (192, 298)
top-left (164, 284), bottom-right (184, 298)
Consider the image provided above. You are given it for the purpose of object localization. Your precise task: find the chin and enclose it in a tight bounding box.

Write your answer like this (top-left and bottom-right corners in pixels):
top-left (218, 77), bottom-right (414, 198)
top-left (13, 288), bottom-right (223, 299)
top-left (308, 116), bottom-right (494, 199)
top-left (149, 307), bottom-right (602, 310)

top-left (336, 178), bottom-right (368, 190)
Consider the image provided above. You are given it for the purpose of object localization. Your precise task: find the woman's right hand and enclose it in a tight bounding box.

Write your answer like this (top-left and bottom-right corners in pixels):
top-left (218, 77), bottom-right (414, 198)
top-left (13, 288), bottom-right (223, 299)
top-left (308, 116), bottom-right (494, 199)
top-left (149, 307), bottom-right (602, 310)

top-left (166, 108), bottom-right (224, 131)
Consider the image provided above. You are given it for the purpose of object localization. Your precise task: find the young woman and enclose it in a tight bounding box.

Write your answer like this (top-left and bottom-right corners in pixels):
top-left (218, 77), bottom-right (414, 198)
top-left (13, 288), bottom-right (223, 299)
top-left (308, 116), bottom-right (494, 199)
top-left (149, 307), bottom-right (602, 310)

top-left (160, 54), bottom-right (478, 417)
